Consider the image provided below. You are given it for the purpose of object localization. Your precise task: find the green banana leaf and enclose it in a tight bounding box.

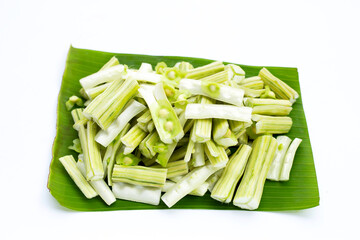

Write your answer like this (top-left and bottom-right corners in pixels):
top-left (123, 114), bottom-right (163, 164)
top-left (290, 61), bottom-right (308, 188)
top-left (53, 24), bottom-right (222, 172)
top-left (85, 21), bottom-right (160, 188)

top-left (48, 46), bottom-right (319, 211)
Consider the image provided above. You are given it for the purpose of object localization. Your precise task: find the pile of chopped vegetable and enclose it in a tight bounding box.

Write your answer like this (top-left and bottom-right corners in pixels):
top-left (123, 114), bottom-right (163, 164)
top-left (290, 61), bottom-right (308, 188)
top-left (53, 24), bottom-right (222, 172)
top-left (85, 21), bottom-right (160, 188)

top-left (60, 56), bottom-right (302, 210)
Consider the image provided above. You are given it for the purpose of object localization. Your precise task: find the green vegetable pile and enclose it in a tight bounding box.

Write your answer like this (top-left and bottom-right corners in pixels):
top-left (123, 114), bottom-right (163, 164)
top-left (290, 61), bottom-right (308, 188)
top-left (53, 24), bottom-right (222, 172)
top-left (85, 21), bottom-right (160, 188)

top-left (56, 52), bottom-right (309, 210)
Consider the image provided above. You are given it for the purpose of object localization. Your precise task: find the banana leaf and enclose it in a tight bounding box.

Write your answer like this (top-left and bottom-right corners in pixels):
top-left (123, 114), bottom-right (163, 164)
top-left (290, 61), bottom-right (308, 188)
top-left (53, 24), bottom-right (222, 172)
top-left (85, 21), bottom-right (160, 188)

top-left (48, 46), bottom-right (319, 211)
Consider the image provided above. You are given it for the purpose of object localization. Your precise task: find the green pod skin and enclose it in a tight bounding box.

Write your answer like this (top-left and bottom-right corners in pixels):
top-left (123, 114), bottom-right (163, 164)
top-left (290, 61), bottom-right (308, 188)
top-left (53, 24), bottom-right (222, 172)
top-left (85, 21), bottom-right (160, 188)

top-left (112, 165), bottom-right (167, 188)
top-left (259, 68), bottom-right (299, 103)
top-left (98, 56), bottom-right (120, 72)
top-left (186, 61), bottom-right (225, 79)
top-left (59, 155), bottom-right (97, 199)
top-left (192, 96), bottom-right (214, 143)
top-left (139, 83), bottom-right (184, 145)
top-left (255, 117), bottom-right (293, 134)
top-left (211, 144), bottom-right (252, 203)
top-left (86, 121), bottom-right (104, 181)
top-left (98, 78), bottom-right (139, 129)
top-left (152, 160), bottom-right (189, 179)
top-left (200, 71), bottom-right (228, 84)
top-left (121, 125), bottom-right (147, 154)
top-left (233, 135), bottom-right (278, 210)
top-left (252, 105), bottom-right (293, 116)
top-left (137, 109), bottom-right (152, 124)
top-left (155, 99), bottom-right (183, 140)
top-left (139, 133), bottom-right (154, 159)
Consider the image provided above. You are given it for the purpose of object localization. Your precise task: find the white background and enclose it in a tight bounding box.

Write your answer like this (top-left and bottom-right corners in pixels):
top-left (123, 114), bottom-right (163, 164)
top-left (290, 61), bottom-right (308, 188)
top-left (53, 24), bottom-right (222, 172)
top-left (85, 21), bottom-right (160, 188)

top-left (1, 0), bottom-right (359, 239)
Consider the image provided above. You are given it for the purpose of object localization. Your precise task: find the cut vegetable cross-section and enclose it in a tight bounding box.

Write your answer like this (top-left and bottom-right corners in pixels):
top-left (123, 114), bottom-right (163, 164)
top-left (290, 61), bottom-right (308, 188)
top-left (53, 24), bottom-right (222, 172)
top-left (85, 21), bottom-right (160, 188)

top-left (138, 83), bottom-right (184, 144)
